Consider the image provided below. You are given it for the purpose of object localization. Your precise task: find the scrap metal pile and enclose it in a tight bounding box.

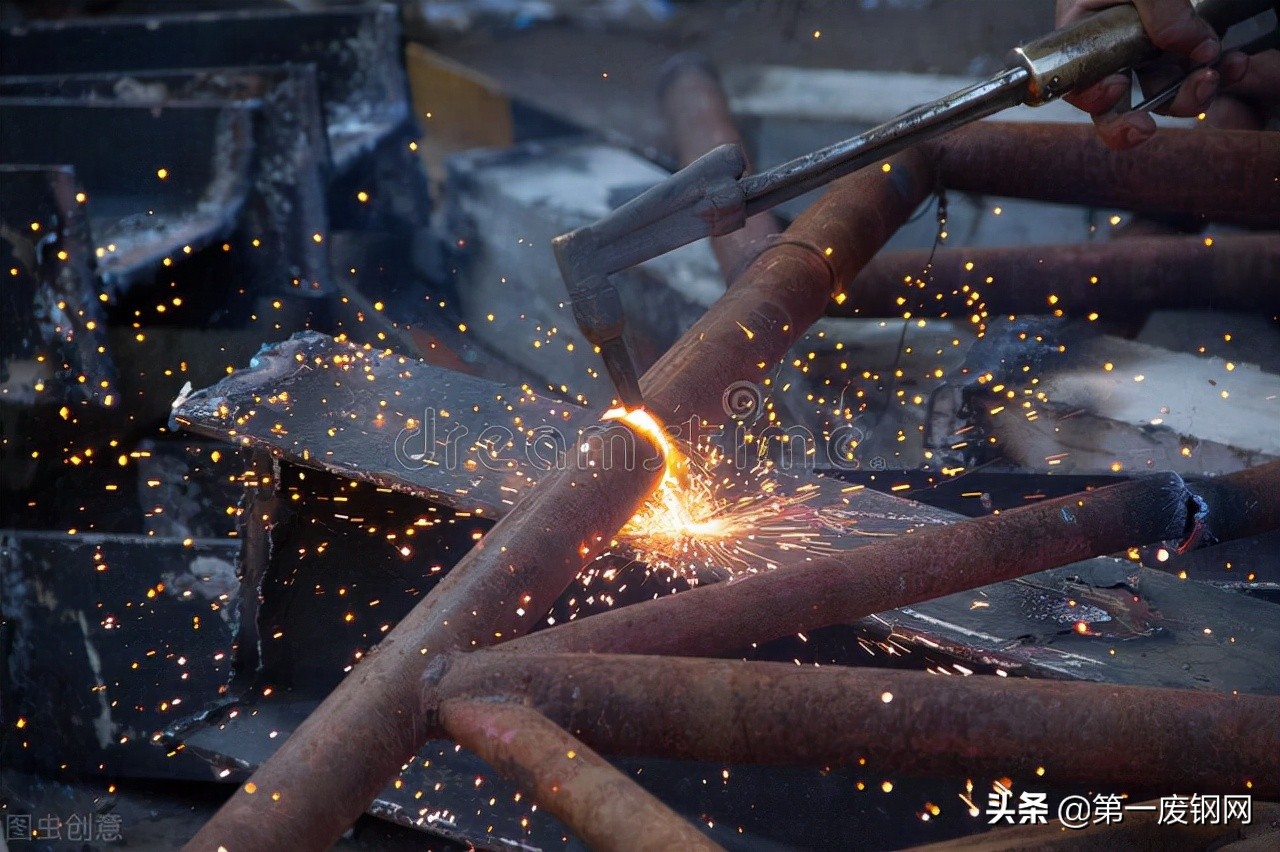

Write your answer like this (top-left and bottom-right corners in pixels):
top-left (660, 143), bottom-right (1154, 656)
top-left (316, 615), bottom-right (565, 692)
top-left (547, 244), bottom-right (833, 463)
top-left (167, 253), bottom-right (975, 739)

top-left (2, 2), bottom-right (1279, 850)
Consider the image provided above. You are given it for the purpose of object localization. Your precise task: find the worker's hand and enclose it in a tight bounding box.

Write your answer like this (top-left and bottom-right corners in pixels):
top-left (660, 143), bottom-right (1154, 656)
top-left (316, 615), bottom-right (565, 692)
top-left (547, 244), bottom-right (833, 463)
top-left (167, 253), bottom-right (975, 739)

top-left (1055, 0), bottom-right (1262, 148)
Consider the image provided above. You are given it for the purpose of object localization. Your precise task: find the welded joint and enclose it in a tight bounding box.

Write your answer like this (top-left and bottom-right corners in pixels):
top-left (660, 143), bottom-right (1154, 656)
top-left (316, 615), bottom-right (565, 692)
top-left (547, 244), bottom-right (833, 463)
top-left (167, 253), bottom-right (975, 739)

top-left (1179, 489), bottom-right (1213, 553)
top-left (420, 652), bottom-right (454, 731)
top-left (1139, 472), bottom-right (1216, 555)
top-left (1174, 464), bottom-right (1280, 553)
top-left (755, 235), bottom-right (838, 294)
top-left (1146, 472), bottom-right (1226, 555)
top-left (422, 652), bottom-right (531, 734)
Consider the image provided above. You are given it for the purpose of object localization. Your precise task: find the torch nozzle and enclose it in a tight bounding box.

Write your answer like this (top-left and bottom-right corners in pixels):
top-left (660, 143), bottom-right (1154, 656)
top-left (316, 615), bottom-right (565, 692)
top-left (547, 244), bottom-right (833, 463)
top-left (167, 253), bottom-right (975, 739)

top-left (599, 338), bottom-right (645, 409)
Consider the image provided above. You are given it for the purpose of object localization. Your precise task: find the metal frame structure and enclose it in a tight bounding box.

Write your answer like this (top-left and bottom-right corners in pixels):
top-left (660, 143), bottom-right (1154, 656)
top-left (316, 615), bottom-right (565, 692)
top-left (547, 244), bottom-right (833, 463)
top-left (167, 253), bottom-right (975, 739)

top-left (424, 651), bottom-right (1280, 851)
top-left (185, 75), bottom-right (1280, 848)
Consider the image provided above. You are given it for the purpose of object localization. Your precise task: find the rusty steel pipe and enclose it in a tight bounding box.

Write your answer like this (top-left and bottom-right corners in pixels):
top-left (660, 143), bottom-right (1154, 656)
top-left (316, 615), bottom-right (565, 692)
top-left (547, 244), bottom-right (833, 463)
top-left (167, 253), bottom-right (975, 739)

top-left (927, 123), bottom-right (1280, 228)
top-left (836, 233), bottom-right (1280, 317)
top-left (658, 53), bottom-right (780, 283)
top-left (1190, 462), bottom-right (1280, 546)
top-left (187, 131), bottom-right (937, 852)
top-left (505, 468), bottom-right (1276, 658)
top-left (645, 147), bottom-right (935, 437)
top-left (185, 434), bottom-right (663, 852)
top-left (425, 652), bottom-right (1280, 797)
top-left (517, 461), bottom-right (1280, 657)
top-left (440, 699), bottom-right (721, 852)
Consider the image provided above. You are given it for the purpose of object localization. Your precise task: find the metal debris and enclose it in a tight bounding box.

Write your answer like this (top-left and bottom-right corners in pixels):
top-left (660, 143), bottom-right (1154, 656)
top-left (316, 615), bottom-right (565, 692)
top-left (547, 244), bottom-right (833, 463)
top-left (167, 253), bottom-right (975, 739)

top-left (1, 531), bottom-right (241, 779)
top-left (0, 4), bottom-right (412, 169)
top-left (0, 98), bottom-right (256, 289)
top-left (1, 66), bottom-right (332, 294)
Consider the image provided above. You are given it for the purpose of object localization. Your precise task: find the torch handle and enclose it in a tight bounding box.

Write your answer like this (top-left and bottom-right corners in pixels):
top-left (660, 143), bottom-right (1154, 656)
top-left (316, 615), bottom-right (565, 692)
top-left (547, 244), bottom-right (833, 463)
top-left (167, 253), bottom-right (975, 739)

top-left (1009, 0), bottom-right (1275, 105)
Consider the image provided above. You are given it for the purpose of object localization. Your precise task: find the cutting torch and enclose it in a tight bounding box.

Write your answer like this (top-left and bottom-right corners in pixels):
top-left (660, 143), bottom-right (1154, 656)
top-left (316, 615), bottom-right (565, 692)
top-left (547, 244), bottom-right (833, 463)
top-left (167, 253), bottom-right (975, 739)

top-left (554, 0), bottom-right (1276, 409)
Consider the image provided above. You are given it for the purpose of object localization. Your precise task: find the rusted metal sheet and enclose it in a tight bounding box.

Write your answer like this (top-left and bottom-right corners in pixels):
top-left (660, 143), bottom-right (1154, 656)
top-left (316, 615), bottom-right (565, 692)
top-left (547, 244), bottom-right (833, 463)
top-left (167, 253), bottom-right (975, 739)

top-left (872, 559), bottom-right (1280, 691)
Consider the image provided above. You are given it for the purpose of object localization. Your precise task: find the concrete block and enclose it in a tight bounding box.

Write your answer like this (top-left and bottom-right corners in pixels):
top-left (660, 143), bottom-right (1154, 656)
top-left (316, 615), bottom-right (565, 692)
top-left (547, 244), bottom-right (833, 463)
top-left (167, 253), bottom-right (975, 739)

top-left (442, 139), bottom-right (725, 404)
top-left (979, 334), bottom-right (1280, 475)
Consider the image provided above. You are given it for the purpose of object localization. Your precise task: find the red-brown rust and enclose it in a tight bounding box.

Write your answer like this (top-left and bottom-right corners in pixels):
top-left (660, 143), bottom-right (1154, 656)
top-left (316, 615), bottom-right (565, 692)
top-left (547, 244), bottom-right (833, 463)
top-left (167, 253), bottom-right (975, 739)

top-left (927, 123), bottom-right (1280, 228)
top-left (505, 473), bottom-right (1196, 657)
top-left (645, 146), bottom-right (934, 439)
top-left (1190, 460), bottom-right (1280, 546)
top-left (187, 121), bottom-right (937, 852)
top-left (508, 462), bottom-right (1280, 661)
top-left (185, 433), bottom-right (663, 852)
top-left (428, 653), bottom-right (1280, 797)
top-left (440, 699), bottom-right (722, 852)
top-left (837, 233), bottom-right (1280, 317)
top-left (658, 53), bottom-right (780, 282)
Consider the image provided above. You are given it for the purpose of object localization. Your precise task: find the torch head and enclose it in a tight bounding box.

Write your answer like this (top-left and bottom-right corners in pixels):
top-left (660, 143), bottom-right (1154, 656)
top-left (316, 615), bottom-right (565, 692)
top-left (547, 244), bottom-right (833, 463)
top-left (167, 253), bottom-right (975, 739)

top-left (566, 272), bottom-right (644, 409)
top-left (598, 337), bottom-right (645, 409)
top-left (552, 143), bottom-right (753, 412)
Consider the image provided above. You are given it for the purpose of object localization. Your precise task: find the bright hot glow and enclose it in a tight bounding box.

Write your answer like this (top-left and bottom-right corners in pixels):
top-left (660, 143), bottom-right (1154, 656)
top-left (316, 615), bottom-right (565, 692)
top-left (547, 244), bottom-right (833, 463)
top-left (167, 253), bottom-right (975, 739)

top-left (603, 407), bottom-right (835, 581)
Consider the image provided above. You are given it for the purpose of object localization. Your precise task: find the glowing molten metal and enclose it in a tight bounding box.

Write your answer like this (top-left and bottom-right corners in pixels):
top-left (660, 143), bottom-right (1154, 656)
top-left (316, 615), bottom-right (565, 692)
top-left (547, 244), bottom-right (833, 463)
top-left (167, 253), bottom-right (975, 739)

top-left (603, 407), bottom-right (834, 580)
